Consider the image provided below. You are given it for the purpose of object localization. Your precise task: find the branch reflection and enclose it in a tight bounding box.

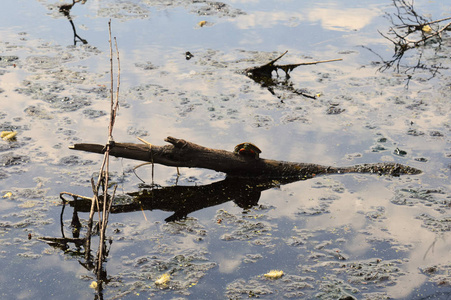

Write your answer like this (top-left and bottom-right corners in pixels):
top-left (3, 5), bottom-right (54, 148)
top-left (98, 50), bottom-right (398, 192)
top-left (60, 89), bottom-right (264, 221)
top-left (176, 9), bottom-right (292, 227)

top-left (58, 0), bottom-right (88, 45)
top-left (68, 176), bottom-right (303, 222)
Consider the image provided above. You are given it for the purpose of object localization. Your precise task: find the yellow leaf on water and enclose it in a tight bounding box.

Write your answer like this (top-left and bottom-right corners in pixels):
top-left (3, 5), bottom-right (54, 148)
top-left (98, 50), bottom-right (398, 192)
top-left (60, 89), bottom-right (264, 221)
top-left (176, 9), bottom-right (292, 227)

top-left (198, 20), bottom-right (207, 27)
top-left (89, 281), bottom-right (98, 289)
top-left (264, 270), bottom-right (284, 279)
top-left (2, 131), bottom-right (17, 141)
top-left (3, 192), bottom-right (12, 198)
top-left (422, 25), bottom-right (432, 33)
top-left (155, 273), bottom-right (170, 285)
top-left (0, 131), bottom-right (11, 138)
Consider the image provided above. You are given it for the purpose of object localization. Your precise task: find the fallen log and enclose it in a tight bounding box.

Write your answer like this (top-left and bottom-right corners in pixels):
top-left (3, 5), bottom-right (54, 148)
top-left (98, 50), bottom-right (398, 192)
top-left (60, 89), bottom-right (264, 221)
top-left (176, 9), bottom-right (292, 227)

top-left (70, 136), bottom-right (421, 178)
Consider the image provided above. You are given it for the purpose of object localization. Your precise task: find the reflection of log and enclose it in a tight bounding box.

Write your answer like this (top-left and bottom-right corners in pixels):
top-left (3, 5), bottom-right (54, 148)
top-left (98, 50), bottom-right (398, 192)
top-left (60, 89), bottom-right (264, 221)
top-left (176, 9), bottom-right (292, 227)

top-left (70, 136), bottom-right (421, 178)
top-left (67, 177), bottom-right (291, 222)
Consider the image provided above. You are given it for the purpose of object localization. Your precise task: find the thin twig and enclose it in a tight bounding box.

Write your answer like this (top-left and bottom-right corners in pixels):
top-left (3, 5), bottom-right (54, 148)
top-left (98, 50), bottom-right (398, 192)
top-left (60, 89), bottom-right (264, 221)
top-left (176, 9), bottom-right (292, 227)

top-left (108, 20), bottom-right (114, 138)
top-left (267, 50), bottom-right (288, 66)
top-left (60, 191), bottom-right (93, 202)
top-left (95, 19), bottom-right (121, 278)
top-left (114, 37), bottom-right (120, 124)
top-left (288, 58), bottom-right (343, 67)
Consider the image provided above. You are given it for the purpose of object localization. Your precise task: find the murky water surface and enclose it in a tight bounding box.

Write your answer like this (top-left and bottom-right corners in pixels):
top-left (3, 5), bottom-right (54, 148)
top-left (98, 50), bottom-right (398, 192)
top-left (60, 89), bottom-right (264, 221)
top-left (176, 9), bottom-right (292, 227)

top-left (1, 0), bottom-right (450, 299)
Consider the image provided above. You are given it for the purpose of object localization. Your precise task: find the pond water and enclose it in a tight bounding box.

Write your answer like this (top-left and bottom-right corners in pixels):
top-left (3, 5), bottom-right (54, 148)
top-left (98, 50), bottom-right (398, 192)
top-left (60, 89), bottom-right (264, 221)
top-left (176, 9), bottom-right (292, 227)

top-left (1, 0), bottom-right (450, 299)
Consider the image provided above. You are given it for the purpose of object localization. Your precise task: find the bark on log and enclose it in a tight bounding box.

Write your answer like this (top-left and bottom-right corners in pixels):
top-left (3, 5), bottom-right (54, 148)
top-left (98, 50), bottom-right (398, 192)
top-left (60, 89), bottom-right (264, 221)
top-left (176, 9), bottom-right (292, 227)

top-left (70, 136), bottom-right (421, 178)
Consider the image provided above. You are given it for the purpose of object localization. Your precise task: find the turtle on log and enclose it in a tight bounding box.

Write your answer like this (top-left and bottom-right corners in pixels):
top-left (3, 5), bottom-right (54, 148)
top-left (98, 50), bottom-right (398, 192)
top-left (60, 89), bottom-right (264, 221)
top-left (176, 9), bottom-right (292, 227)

top-left (234, 143), bottom-right (262, 159)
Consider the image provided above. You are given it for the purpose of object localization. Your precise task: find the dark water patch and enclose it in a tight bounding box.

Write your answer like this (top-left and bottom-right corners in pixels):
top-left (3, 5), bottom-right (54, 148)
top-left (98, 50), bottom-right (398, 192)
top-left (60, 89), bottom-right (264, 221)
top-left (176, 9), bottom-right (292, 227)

top-left (25, 55), bottom-right (65, 70)
top-left (82, 108), bottom-right (107, 119)
top-left (0, 55), bottom-right (19, 67)
top-left (391, 188), bottom-right (449, 212)
top-left (315, 274), bottom-right (360, 299)
top-left (225, 274), bottom-right (315, 299)
top-left (311, 179), bottom-right (346, 194)
top-left (135, 61), bottom-right (158, 70)
top-left (414, 157), bottom-right (428, 162)
top-left (365, 206), bottom-right (387, 222)
top-left (419, 263), bottom-right (451, 288)
top-left (252, 114), bottom-right (274, 128)
top-left (407, 128), bottom-right (425, 136)
top-left (280, 111), bottom-right (309, 124)
top-left (126, 126), bottom-right (150, 137)
top-left (296, 203), bottom-right (331, 216)
top-left (80, 85), bottom-right (109, 98)
top-left (17, 81), bottom-right (92, 112)
top-left (216, 208), bottom-right (276, 246)
top-left (416, 214), bottom-right (451, 232)
top-left (97, 1), bottom-right (150, 20)
top-left (0, 138), bottom-right (24, 153)
top-left (295, 194), bottom-right (341, 216)
top-left (161, 217), bottom-right (206, 237)
top-left (326, 104), bottom-right (346, 115)
top-left (189, 0), bottom-right (245, 18)
top-left (24, 105), bottom-right (54, 120)
top-left (429, 130), bottom-right (444, 137)
top-left (0, 152), bottom-right (29, 167)
top-left (344, 258), bottom-right (403, 286)
top-left (57, 155), bottom-right (95, 166)
top-left (371, 144), bottom-right (388, 152)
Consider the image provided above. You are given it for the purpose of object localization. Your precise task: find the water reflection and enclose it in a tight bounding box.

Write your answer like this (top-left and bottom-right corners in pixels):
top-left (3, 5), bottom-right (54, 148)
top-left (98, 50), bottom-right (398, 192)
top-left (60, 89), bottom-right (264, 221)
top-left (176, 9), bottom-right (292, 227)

top-left (232, 5), bottom-right (380, 31)
top-left (58, 0), bottom-right (88, 45)
top-left (66, 177), bottom-right (300, 222)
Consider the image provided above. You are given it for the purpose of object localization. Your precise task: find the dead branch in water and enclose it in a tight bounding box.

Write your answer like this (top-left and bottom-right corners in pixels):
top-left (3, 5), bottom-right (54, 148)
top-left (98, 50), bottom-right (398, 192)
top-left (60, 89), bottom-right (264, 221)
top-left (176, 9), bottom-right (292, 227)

top-left (244, 50), bottom-right (342, 100)
top-left (245, 50), bottom-right (342, 79)
top-left (70, 136), bottom-right (422, 178)
top-left (370, 0), bottom-right (451, 86)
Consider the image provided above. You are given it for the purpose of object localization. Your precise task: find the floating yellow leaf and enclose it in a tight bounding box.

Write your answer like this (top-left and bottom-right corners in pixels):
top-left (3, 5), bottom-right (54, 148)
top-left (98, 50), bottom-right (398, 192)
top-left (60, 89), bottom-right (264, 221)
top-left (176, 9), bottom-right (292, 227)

top-left (422, 25), bottom-right (432, 33)
top-left (155, 273), bottom-right (170, 285)
top-left (198, 20), bottom-right (207, 27)
top-left (264, 270), bottom-right (284, 279)
top-left (89, 281), bottom-right (98, 289)
top-left (3, 192), bottom-right (12, 198)
top-left (0, 131), bottom-right (10, 138)
top-left (1, 131), bottom-right (17, 141)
